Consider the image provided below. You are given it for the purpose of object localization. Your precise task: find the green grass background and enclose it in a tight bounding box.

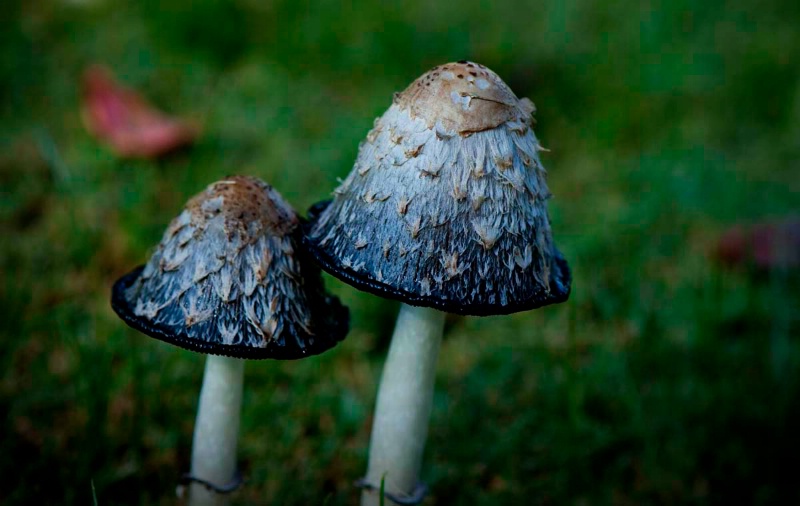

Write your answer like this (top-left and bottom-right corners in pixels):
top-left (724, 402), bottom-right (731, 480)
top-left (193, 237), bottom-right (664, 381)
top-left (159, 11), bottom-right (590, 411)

top-left (2, 0), bottom-right (799, 504)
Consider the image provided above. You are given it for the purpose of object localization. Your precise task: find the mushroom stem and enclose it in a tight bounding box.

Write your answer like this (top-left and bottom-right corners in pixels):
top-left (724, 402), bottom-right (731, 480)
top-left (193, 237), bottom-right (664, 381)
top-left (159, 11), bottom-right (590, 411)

top-left (362, 304), bottom-right (446, 506)
top-left (189, 355), bottom-right (245, 506)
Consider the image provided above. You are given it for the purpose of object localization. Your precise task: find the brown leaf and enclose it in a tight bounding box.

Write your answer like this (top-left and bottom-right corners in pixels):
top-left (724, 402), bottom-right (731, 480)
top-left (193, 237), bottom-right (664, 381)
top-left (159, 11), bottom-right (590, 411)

top-left (714, 219), bottom-right (800, 270)
top-left (81, 65), bottom-right (199, 159)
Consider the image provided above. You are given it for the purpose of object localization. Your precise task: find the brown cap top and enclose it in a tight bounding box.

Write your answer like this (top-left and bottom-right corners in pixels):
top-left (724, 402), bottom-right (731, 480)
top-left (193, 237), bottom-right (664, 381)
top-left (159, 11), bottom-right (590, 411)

top-left (394, 61), bottom-right (535, 135)
top-left (112, 176), bottom-right (348, 359)
top-left (184, 175), bottom-right (298, 239)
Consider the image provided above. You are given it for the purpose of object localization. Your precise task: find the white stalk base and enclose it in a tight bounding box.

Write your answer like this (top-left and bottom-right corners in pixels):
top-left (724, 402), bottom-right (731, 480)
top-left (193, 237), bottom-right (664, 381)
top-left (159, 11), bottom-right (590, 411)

top-left (361, 304), bottom-right (446, 506)
top-left (188, 355), bottom-right (245, 506)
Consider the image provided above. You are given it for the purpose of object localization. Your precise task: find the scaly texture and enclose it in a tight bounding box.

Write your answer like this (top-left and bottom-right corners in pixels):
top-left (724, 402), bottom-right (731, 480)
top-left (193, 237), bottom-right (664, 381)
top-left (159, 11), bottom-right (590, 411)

top-left (112, 176), bottom-right (348, 359)
top-left (305, 62), bottom-right (570, 316)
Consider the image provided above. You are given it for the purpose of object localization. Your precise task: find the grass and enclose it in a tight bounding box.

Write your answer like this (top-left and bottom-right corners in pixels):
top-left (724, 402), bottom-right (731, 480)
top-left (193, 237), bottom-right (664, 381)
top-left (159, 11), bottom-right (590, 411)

top-left (1, 0), bottom-right (799, 504)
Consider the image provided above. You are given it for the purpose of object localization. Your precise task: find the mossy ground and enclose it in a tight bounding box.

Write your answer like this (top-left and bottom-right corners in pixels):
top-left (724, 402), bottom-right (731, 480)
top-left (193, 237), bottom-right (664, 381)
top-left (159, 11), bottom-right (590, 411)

top-left (2, 1), bottom-right (799, 504)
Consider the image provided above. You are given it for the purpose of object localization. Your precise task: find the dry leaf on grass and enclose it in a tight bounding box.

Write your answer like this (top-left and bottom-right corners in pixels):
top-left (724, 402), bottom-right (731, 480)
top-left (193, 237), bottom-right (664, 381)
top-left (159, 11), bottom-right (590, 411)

top-left (81, 65), bottom-right (199, 159)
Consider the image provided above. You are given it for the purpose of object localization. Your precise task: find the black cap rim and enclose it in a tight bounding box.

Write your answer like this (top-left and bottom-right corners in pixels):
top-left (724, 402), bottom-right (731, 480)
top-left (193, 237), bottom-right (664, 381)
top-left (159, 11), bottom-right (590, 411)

top-left (302, 203), bottom-right (571, 316)
top-left (111, 266), bottom-right (349, 360)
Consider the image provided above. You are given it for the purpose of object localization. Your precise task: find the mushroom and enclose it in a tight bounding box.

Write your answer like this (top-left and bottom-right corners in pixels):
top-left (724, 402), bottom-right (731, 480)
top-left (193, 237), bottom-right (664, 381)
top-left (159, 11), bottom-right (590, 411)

top-left (111, 176), bottom-right (348, 506)
top-left (303, 61), bottom-right (570, 504)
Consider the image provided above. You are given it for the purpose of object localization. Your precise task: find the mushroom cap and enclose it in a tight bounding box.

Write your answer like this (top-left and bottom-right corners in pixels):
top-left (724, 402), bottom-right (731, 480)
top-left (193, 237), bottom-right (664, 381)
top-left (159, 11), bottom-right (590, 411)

top-left (112, 176), bottom-right (349, 359)
top-left (395, 61), bottom-right (535, 135)
top-left (303, 61), bottom-right (570, 316)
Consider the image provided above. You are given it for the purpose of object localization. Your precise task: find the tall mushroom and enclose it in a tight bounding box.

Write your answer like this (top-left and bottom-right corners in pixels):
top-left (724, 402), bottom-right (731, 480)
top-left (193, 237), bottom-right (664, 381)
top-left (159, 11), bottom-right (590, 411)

top-left (112, 176), bottom-right (348, 506)
top-left (303, 61), bottom-right (571, 504)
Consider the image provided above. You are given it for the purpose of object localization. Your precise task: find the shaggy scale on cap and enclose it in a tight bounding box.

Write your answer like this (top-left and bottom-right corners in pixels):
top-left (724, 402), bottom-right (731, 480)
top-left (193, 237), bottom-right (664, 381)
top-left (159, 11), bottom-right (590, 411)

top-left (112, 176), bottom-right (348, 359)
top-left (304, 61), bottom-right (571, 316)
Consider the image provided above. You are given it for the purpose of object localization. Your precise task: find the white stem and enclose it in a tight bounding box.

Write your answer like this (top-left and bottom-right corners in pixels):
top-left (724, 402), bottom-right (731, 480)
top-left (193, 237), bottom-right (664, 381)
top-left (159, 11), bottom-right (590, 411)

top-left (188, 355), bottom-right (245, 506)
top-left (361, 304), bottom-right (446, 506)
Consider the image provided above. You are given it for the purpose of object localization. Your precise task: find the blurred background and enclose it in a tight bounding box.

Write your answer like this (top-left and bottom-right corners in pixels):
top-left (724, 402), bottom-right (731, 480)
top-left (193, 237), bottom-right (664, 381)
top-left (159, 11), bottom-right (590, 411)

top-left (2, 0), bottom-right (799, 504)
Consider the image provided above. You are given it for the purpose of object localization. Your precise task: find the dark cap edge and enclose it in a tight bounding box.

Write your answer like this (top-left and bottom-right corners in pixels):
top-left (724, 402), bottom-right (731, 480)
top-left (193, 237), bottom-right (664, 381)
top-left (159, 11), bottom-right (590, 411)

top-left (111, 266), bottom-right (349, 360)
top-left (302, 202), bottom-right (571, 316)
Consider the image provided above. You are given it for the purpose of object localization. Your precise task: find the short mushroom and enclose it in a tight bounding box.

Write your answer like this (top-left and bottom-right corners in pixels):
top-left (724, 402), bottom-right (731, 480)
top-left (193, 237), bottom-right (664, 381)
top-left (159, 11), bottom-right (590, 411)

top-left (303, 61), bottom-right (570, 504)
top-left (112, 176), bottom-right (348, 506)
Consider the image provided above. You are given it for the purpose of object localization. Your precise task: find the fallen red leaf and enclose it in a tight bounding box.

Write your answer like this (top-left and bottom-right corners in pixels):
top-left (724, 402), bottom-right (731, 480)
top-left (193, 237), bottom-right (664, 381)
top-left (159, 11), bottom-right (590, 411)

top-left (81, 65), bottom-right (199, 159)
top-left (715, 219), bottom-right (800, 270)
